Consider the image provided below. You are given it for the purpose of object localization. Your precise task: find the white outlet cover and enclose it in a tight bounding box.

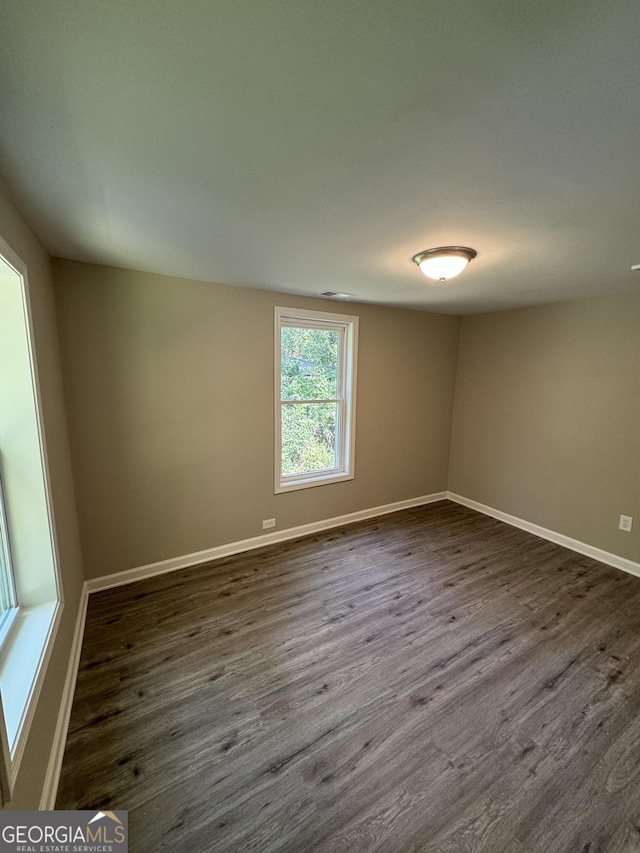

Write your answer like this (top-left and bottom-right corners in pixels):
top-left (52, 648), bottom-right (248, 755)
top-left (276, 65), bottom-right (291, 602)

top-left (619, 515), bottom-right (633, 532)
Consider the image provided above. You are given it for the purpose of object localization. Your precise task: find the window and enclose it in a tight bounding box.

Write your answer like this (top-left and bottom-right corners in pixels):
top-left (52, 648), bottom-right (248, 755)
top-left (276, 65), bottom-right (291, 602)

top-left (0, 240), bottom-right (62, 800)
top-left (275, 306), bottom-right (358, 493)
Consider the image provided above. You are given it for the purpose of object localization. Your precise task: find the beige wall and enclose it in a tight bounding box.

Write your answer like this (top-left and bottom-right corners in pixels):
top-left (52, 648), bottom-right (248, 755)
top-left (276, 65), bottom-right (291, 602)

top-left (449, 295), bottom-right (640, 562)
top-left (53, 260), bottom-right (461, 579)
top-left (0, 180), bottom-right (84, 807)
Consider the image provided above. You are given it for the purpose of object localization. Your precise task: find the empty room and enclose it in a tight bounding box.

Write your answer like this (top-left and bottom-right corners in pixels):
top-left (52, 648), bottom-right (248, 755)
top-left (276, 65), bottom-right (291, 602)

top-left (1, 1), bottom-right (640, 851)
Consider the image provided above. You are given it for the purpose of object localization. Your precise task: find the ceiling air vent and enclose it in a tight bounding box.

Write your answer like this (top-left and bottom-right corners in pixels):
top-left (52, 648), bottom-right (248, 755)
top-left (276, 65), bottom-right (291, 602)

top-left (320, 290), bottom-right (354, 300)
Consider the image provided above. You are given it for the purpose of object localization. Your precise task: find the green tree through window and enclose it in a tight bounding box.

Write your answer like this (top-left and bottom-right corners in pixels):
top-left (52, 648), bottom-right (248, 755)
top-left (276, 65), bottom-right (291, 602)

top-left (281, 327), bottom-right (339, 475)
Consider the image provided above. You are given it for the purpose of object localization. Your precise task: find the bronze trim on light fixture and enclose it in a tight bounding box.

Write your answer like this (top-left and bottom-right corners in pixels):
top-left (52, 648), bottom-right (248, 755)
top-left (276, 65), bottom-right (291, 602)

top-left (411, 246), bottom-right (477, 267)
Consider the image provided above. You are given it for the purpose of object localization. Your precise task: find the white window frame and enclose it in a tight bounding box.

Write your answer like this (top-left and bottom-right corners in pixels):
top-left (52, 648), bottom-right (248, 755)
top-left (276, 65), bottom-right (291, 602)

top-left (0, 236), bottom-right (63, 801)
top-left (275, 306), bottom-right (358, 494)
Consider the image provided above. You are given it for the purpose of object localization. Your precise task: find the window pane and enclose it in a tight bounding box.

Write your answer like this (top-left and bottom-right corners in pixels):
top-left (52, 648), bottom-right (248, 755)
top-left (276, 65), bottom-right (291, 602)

top-left (0, 555), bottom-right (12, 613)
top-left (281, 327), bottom-right (338, 401)
top-left (0, 460), bottom-right (13, 614)
top-left (0, 497), bottom-right (14, 615)
top-left (281, 402), bottom-right (337, 475)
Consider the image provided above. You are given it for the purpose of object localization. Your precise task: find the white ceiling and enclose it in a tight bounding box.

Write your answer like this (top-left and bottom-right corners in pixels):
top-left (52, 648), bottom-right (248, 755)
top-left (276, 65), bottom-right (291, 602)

top-left (1, 0), bottom-right (640, 314)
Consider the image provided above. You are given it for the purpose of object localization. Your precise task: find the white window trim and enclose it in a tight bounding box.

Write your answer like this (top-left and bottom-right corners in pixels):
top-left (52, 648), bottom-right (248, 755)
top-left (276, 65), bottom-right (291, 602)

top-left (274, 306), bottom-right (358, 494)
top-left (0, 235), bottom-right (63, 799)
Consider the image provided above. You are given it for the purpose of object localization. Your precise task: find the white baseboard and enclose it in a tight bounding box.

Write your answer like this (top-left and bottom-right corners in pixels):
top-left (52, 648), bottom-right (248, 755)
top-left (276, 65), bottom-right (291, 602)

top-left (39, 584), bottom-right (88, 810)
top-left (447, 492), bottom-right (640, 579)
top-left (86, 492), bottom-right (448, 593)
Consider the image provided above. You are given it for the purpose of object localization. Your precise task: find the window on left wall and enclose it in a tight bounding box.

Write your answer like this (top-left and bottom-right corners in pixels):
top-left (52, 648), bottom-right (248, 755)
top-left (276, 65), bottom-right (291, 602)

top-left (0, 240), bottom-right (62, 802)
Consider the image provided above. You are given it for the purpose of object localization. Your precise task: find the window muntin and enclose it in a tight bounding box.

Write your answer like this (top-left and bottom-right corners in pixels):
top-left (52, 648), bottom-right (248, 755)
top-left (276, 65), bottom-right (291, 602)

top-left (275, 307), bottom-right (357, 492)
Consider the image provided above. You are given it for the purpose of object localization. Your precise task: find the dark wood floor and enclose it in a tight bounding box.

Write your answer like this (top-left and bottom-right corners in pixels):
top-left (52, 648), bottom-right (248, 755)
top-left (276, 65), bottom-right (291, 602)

top-left (57, 501), bottom-right (640, 852)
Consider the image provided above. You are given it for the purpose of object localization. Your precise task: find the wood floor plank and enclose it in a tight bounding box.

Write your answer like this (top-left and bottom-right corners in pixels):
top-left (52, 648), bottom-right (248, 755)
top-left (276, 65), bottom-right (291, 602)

top-left (57, 501), bottom-right (640, 851)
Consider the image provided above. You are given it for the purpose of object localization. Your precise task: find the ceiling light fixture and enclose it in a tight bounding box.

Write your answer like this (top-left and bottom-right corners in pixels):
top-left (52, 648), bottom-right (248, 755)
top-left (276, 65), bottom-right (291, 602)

top-left (412, 246), bottom-right (477, 282)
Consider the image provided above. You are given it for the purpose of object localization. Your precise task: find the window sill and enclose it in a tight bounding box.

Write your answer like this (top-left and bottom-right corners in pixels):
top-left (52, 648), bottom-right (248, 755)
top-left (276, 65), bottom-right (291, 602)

top-left (0, 600), bottom-right (61, 789)
top-left (276, 470), bottom-right (354, 494)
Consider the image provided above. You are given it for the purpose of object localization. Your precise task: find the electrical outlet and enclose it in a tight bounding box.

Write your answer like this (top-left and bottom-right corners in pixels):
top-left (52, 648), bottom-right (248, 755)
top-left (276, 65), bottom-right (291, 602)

top-left (262, 518), bottom-right (276, 530)
top-left (619, 515), bottom-right (633, 533)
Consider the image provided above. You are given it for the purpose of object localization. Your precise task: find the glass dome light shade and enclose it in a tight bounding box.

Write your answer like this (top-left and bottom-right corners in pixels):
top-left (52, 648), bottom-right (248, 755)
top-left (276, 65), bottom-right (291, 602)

top-left (412, 246), bottom-right (477, 281)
